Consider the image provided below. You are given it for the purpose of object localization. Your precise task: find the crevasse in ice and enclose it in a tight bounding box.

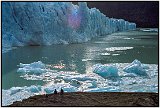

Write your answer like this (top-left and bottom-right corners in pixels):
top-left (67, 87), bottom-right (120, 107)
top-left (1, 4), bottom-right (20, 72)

top-left (2, 2), bottom-right (136, 50)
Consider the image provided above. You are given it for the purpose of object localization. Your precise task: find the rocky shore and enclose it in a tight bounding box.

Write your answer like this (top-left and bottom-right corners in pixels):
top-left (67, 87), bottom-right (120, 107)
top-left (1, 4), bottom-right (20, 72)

top-left (9, 92), bottom-right (158, 107)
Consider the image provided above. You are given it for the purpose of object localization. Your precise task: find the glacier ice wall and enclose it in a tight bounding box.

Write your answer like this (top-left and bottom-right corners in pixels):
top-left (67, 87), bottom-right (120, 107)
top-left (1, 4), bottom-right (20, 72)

top-left (2, 2), bottom-right (136, 48)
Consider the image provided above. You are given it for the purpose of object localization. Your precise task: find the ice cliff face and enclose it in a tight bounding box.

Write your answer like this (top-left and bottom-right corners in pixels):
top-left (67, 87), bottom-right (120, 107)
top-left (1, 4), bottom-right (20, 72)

top-left (2, 2), bottom-right (136, 48)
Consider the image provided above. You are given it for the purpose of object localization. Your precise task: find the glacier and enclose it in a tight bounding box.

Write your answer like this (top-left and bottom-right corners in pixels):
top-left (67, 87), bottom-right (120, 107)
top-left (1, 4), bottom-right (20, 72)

top-left (2, 2), bottom-right (136, 51)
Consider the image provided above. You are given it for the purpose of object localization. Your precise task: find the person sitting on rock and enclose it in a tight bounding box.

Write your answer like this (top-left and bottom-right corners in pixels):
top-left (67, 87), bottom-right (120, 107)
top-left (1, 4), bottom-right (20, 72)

top-left (54, 89), bottom-right (57, 94)
top-left (60, 88), bottom-right (64, 95)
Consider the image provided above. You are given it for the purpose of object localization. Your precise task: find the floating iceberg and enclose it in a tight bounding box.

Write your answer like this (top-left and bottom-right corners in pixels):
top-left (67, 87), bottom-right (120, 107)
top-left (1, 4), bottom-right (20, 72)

top-left (10, 87), bottom-right (23, 95)
top-left (25, 85), bottom-right (41, 93)
top-left (93, 64), bottom-right (118, 78)
top-left (17, 61), bottom-right (47, 73)
top-left (84, 86), bottom-right (120, 92)
top-left (19, 61), bottom-right (45, 68)
top-left (70, 79), bottom-right (81, 87)
top-left (62, 74), bottom-right (97, 81)
top-left (87, 80), bottom-right (97, 88)
top-left (105, 47), bottom-right (133, 52)
top-left (140, 28), bottom-right (158, 32)
top-left (123, 59), bottom-right (148, 76)
top-left (44, 87), bottom-right (55, 94)
top-left (2, 2), bottom-right (136, 51)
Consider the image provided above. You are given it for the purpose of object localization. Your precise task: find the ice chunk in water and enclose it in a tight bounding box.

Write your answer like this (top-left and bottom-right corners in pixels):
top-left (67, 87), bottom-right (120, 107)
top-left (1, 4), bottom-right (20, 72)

top-left (123, 59), bottom-right (148, 75)
top-left (70, 79), bottom-right (81, 87)
top-left (63, 74), bottom-right (97, 81)
top-left (62, 86), bottom-right (78, 92)
top-left (84, 86), bottom-right (119, 92)
top-left (19, 61), bottom-right (45, 68)
top-left (88, 80), bottom-right (97, 88)
top-left (17, 61), bottom-right (46, 73)
top-left (44, 87), bottom-right (55, 94)
top-left (10, 87), bottom-right (23, 95)
top-left (93, 64), bottom-right (118, 78)
top-left (25, 85), bottom-right (41, 93)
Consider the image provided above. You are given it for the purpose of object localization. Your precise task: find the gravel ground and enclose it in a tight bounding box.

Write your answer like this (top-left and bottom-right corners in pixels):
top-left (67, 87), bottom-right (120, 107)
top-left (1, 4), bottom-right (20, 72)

top-left (9, 92), bottom-right (159, 107)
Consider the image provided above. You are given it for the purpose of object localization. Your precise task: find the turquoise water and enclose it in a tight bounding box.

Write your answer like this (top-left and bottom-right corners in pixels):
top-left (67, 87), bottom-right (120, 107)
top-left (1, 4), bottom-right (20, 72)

top-left (2, 28), bottom-right (158, 89)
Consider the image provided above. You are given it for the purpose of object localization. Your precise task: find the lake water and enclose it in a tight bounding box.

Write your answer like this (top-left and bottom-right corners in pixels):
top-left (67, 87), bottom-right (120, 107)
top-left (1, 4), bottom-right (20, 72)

top-left (2, 28), bottom-right (158, 106)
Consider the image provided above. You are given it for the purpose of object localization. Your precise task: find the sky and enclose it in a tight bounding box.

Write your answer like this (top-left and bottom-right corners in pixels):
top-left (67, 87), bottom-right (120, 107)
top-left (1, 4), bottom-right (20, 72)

top-left (74, 2), bottom-right (159, 28)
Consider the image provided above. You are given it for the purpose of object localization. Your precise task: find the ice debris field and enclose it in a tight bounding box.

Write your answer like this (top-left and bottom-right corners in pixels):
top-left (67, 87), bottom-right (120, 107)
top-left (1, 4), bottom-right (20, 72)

top-left (2, 2), bottom-right (136, 53)
top-left (2, 60), bottom-right (158, 106)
